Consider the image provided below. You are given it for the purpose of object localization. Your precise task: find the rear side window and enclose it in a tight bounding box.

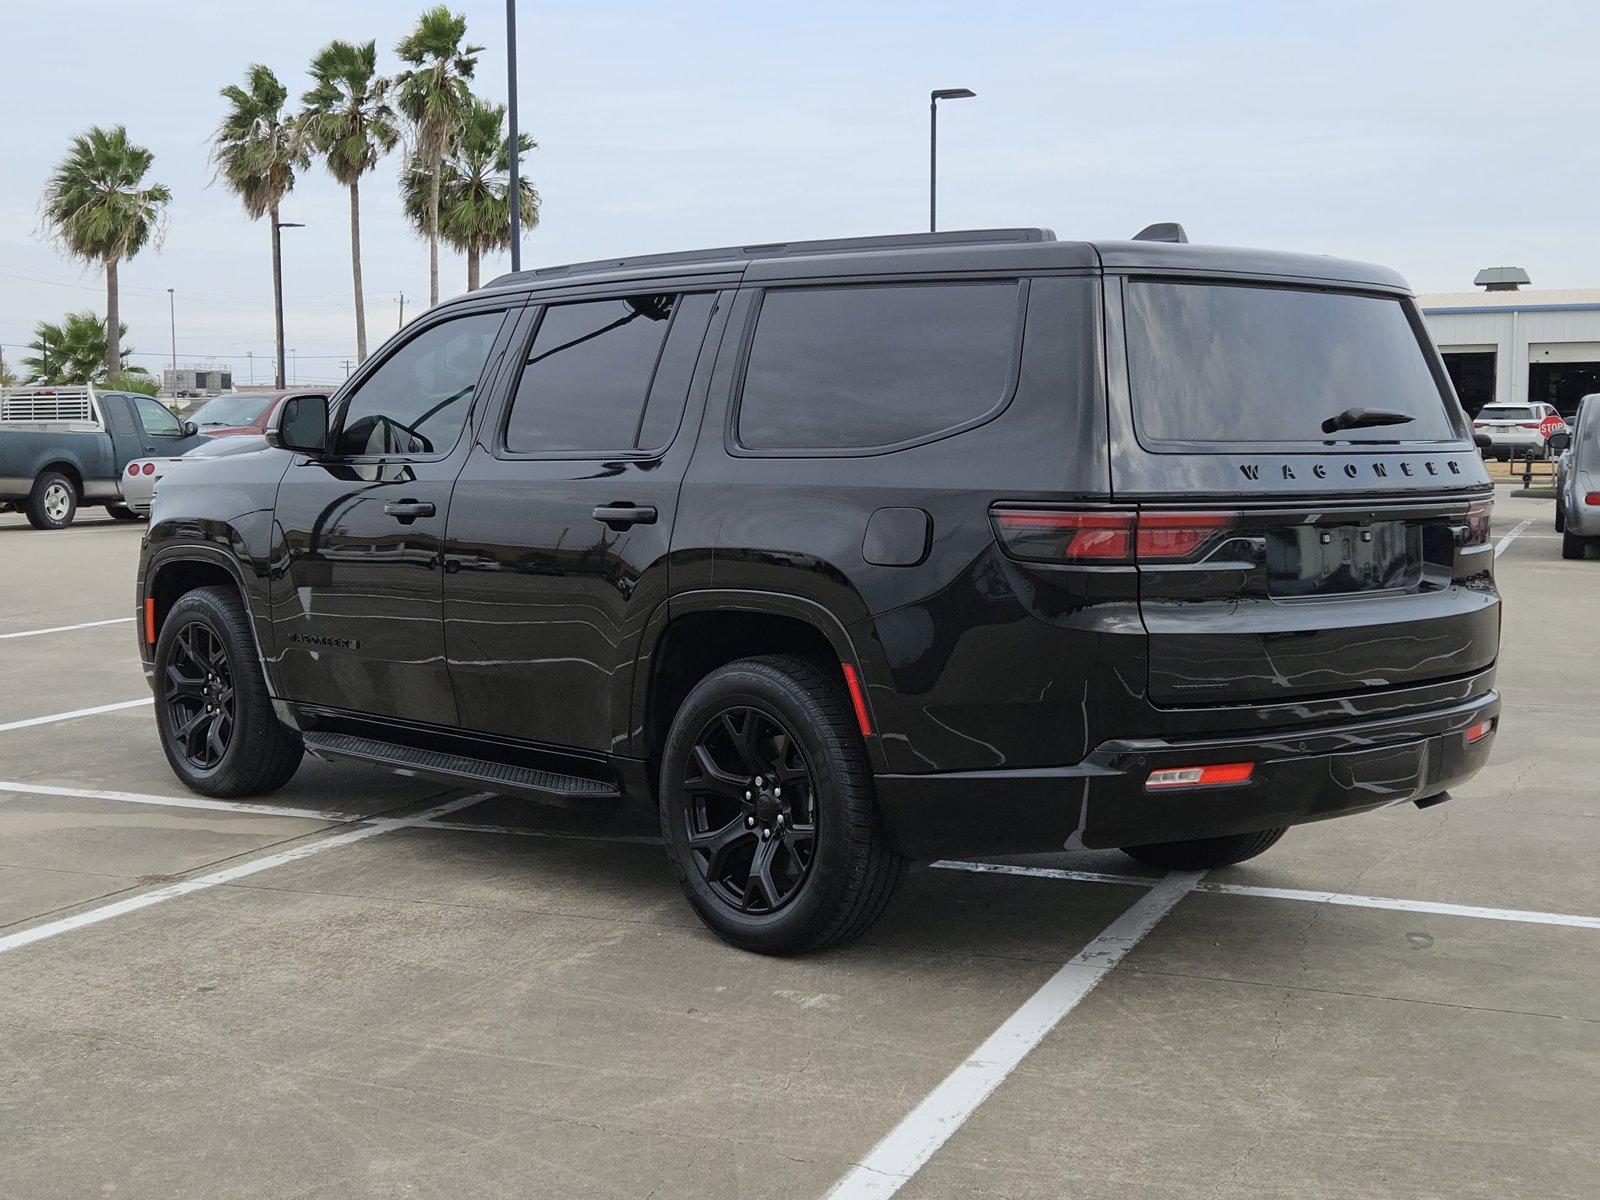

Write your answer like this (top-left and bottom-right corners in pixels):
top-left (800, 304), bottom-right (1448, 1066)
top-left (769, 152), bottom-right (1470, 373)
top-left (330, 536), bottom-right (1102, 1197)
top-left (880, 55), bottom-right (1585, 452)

top-left (505, 293), bottom-right (711, 453)
top-left (1123, 281), bottom-right (1458, 446)
top-left (736, 282), bottom-right (1022, 451)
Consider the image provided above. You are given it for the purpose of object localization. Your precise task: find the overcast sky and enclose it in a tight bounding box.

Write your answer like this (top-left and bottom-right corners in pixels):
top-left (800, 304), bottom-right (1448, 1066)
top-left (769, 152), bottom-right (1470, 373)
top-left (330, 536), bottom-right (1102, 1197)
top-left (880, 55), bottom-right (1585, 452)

top-left (4, 0), bottom-right (1599, 384)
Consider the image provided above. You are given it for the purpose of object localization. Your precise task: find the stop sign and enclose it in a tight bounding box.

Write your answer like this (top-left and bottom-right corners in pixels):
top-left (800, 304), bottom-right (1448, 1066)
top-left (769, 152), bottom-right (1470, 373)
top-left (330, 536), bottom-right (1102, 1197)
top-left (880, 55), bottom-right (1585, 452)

top-left (1540, 414), bottom-right (1565, 441)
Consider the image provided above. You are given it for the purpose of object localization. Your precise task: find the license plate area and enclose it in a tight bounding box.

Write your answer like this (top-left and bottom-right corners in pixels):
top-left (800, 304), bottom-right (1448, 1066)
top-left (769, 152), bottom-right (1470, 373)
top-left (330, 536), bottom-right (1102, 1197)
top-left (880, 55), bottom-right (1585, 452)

top-left (1266, 520), bottom-right (1422, 597)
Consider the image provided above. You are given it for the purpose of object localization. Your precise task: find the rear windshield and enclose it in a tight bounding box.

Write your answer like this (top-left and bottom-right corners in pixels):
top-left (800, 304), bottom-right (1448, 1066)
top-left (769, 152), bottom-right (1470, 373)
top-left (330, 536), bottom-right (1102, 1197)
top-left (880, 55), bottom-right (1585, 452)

top-left (1124, 281), bottom-right (1458, 446)
top-left (1479, 406), bottom-right (1535, 420)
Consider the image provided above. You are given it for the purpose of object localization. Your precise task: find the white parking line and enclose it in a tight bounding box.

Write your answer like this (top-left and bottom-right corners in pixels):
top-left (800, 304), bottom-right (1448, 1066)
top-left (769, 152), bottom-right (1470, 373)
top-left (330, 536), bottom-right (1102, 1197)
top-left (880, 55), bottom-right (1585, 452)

top-left (0, 780), bottom-right (361, 823)
top-left (932, 860), bottom-right (1600, 932)
top-left (825, 871), bottom-right (1202, 1200)
top-left (0, 697), bottom-right (152, 734)
top-left (0, 792), bottom-right (491, 956)
top-left (1495, 518), bottom-right (1533, 557)
top-left (0, 616), bottom-right (133, 640)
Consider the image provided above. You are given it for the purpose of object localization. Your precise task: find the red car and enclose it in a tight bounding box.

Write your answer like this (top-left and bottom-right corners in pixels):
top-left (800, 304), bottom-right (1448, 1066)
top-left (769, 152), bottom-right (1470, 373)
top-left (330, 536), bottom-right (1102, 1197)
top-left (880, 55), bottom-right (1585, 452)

top-left (187, 390), bottom-right (309, 437)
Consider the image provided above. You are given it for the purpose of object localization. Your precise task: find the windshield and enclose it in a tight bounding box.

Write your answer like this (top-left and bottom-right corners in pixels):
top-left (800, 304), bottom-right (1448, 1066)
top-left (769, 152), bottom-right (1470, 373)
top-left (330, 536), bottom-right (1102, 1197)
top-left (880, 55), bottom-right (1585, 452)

top-left (191, 393), bottom-right (270, 427)
top-left (1124, 281), bottom-right (1458, 446)
top-left (1479, 406), bottom-right (1536, 421)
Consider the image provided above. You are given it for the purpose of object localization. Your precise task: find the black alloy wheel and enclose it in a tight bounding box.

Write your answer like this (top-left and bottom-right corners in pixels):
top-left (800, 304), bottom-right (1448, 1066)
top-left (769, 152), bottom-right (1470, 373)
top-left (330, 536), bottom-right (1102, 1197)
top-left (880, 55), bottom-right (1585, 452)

top-left (163, 621), bottom-right (236, 770)
top-left (682, 706), bottom-right (820, 915)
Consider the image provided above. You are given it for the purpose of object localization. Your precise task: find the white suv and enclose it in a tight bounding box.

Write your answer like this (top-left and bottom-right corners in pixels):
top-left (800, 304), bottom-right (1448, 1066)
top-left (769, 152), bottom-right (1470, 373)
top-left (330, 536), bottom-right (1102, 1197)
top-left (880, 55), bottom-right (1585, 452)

top-left (1473, 402), bottom-right (1567, 460)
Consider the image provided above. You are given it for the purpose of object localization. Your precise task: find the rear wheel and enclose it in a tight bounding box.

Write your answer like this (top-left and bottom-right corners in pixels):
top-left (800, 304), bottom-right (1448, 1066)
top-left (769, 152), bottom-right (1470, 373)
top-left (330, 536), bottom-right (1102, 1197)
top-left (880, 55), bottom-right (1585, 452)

top-left (25, 470), bottom-right (77, 530)
top-left (153, 586), bottom-right (303, 797)
top-left (1563, 530), bottom-right (1589, 560)
top-left (659, 654), bottom-right (902, 954)
top-left (1121, 827), bottom-right (1287, 871)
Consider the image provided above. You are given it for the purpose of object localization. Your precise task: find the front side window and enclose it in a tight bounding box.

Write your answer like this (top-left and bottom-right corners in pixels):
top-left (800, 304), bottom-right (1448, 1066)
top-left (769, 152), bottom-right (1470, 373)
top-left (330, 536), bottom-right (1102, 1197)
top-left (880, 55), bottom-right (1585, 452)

top-left (336, 311), bottom-right (506, 456)
top-left (1123, 281), bottom-right (1458, 446)
top-left (505, 293), bottom-right (705, 453)
top-left (735, 282), bottom-right (1022, 451)
top-left (134, 395), bottom-right (182, 436)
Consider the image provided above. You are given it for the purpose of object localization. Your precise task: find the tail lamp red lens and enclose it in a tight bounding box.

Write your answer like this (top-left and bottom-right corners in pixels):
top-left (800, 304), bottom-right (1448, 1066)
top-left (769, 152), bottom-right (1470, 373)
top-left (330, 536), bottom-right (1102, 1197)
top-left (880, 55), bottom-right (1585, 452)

top-left (990, 508), bottom-right (1237, 565)
top-left (1585, 493), bottom-right (1600, 507)
top-left (1465, 499), bottom-right (1493, 545)
top-left (1464, 719), bottom-right (1494, 745)
top-left (141, 462), bottom-right (156, 475)
top-left (1145, 761), bottom-right (1255, 791)
top-left (127, 462), bottom-right (140, 477)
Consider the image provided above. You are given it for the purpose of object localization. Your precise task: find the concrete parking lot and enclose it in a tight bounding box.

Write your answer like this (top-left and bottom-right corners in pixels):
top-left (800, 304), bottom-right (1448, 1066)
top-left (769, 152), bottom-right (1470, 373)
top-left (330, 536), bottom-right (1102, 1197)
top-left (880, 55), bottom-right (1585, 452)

top-left (1, 492), bottom-right (1595, 1199)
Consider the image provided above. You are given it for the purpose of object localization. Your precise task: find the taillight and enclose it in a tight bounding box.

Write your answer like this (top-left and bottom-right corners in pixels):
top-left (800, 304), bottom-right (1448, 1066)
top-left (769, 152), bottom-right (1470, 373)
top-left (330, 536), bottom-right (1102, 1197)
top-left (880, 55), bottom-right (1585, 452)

top-left (1472, 420), bottom-right (1487, 428)
top-left (1464, 499), bottom-right (1492, 545)
top-left (127, 462), bottom-right (140, 476)
top-left (991, 508), bottom-right (1236, 564)
top-left (141, 462), bottom-right (156, 476)
top-left (1464, 719), bottom-right (1494, 745)
top-left (1518, 422), bottom-right (1541, 430)
top-left (1586, 493), bottom-right (1600, 507)
top-left (1146, 762), bottom-right (1255, 791)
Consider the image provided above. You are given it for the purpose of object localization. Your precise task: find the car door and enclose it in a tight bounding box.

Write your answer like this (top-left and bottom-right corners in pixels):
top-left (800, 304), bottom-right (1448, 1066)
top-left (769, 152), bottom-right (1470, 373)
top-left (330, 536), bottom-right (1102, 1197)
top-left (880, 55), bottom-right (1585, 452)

top-left (269, 300), bottom-right (523, 725)
top-left (130, 394), bottom-right (205, 455)
top-left (443, 287), bottom-right (729, 753)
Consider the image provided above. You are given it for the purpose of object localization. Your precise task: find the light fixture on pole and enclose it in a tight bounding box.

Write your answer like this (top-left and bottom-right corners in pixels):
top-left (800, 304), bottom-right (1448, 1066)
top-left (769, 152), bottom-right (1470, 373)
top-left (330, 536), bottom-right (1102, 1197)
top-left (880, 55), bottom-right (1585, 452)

top-left (929, 88), bottom-right (976, 233)
top-left (272, 220), bottom-right (305, 389)
top-left (166, 288), bottom-right (176, 391)
top-left (506, 0), bottom-right (523, 272)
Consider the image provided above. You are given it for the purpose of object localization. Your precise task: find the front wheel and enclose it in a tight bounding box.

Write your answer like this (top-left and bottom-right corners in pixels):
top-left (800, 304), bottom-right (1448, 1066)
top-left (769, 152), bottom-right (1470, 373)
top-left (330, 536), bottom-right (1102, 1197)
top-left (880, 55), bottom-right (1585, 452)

top-left (1121, 827), bottom-right (1288, 871)
top-left (153, 586), bottom-right (303, 797)
top-left (659, 655), bottom-right (902, 954)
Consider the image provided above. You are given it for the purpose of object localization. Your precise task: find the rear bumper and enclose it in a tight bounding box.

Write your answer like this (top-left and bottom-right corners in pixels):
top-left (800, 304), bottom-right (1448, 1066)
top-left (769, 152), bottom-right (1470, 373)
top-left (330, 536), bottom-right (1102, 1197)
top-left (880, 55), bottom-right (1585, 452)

top-left (874, 690), bottom-right (1499, 860)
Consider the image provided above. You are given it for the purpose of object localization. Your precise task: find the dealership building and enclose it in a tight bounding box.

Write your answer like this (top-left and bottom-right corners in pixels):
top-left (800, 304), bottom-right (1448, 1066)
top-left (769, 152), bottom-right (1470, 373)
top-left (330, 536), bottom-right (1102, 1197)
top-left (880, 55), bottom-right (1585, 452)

top-left (1418, 268), bottom-right (1600, 420)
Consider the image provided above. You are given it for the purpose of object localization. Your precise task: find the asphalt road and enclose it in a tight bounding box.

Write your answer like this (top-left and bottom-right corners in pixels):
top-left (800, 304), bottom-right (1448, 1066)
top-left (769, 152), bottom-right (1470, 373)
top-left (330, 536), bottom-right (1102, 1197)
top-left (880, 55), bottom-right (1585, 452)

top-left (0, 492), bottom-right (1595, 1199)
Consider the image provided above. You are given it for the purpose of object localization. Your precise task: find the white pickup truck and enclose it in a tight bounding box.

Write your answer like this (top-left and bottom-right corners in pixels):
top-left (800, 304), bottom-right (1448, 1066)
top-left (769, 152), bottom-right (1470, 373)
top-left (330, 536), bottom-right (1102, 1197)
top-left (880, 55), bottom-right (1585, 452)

top-left (0, 385), bottom-right (205, 528)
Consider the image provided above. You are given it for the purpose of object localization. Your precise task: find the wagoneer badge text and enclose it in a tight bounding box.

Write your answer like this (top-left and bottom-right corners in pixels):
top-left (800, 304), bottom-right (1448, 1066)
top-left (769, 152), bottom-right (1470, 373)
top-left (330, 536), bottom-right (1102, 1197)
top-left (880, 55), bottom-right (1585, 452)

top-left (1239, 458), bottom-right (1465, 482)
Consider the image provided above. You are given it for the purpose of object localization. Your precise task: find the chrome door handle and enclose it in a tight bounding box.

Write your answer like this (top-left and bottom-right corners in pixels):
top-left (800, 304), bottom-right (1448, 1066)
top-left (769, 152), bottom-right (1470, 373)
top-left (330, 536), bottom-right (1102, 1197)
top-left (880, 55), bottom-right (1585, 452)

top-left (592, 504), bottom-right (657, 528)
top-left (383, 500), bottom-right (435, 521)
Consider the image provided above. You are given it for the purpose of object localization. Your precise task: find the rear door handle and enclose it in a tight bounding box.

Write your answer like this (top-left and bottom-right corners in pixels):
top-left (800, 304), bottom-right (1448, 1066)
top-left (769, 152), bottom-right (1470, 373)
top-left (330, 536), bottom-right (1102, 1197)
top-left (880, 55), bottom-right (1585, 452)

top-left (592, 503), bottom-right (657, 528)
top-left (383, 500), bottom-right (436, 521)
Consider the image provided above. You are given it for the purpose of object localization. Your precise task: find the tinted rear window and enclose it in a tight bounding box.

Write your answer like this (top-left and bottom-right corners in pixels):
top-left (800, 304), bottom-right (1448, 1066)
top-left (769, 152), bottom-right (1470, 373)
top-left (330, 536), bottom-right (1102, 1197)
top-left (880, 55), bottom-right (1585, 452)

top-left (1124, 282), bottom-right (1458, 445)
top-left (736, 282), bottom-right (1021, 450)
top-left (1480, 406), bottom-right (1535, 420)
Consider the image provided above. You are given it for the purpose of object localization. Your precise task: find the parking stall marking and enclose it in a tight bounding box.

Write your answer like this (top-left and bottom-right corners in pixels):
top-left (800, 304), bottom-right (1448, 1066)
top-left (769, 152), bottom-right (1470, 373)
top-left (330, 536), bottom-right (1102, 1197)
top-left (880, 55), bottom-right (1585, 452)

top-left (0, 780), bottom-right (361, 823)
top-left (0, 792), bottom-right (492, 957)
top-left (1494, 517), bottom-right (1534, 558)
top-left (933, 860), bottom-right (1600, 932)
top-left (0, 616), bottom-right (134, 640)
top-left (0, 697), bottom-right (152, 734)
top-left (824, 870), bottom-right (1203, 1200)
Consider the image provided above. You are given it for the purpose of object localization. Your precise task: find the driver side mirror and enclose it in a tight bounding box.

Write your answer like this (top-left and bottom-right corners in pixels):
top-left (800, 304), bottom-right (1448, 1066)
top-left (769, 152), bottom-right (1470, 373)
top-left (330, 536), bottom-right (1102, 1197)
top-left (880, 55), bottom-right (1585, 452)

top-left (1548, 430), bottom-right (1572, 453)
top-left (268, 394), bottom-right (329, 454)
top-left (181, 419), bottom-right (199, 437)
top-left (1473, 431), bottom-right (1493, 451)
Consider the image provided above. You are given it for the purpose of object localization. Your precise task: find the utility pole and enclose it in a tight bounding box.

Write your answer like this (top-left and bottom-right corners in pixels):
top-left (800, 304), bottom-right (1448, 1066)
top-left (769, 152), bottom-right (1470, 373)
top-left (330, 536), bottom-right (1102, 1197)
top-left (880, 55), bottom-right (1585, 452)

top-left (397, 293), bottom-right (406, 330)
top-left (506, 0), bottom-right (523, 272)
top-left (167, 288), bottom-right (177, 392)
top-left (246, 350), bottom-right (253, 386)
top-left (341, 358), bottom-right (352, 379)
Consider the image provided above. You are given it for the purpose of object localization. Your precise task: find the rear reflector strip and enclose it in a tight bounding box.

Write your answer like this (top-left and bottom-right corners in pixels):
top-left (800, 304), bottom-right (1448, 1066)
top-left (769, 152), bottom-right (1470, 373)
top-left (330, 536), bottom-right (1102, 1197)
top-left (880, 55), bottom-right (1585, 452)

top-left (143, 597), bottom-right (157, 646)
top-left (1145, 761), bottom-right (1255, 791)
top-left (841, 662), bottom-right (872, 738)
top-left (1465, 719), bottom-right (1494, 745)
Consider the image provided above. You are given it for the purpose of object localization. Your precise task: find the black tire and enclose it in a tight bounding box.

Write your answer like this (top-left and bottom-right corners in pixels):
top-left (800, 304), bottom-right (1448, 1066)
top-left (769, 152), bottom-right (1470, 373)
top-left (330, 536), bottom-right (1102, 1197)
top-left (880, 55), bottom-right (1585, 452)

top-left (1121, 827), bottom-right (1288, 871)
top-left (659, 654), bottom-right (902, 954)
top-left (107, 504), bottom-right (143, 521)
top-left (25, 470), bottom-right (77, 530)
top-left (153, 585), bottom-right (303, 797)
top-left (1555, 501), bottom-right (1565, 533)
top-left (1563, 530), bottom-right (1588, 560)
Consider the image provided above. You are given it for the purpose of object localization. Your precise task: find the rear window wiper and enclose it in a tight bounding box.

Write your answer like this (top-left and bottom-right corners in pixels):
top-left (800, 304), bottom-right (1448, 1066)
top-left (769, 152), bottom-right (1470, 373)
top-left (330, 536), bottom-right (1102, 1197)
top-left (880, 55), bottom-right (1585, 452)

top-left (1320, 406), bottom-right (1417, 435)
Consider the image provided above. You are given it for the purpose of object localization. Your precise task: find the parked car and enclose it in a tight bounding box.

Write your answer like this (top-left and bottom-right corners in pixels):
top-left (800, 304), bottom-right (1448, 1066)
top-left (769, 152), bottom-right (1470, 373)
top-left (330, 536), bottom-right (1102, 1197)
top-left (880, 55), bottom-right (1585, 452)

top-left (138, 227), bottom-right (1502, 954)
top-left (1553, 393), bottom-right (1599, 559)
top-left (187, 391), bottom-right (298, 437)
top-left (1472, 402), bottom-right (1567, 460)
top-left (116, 393), bottom-right (321, 516)
top-left (0, 385), bottom-right (205, 528)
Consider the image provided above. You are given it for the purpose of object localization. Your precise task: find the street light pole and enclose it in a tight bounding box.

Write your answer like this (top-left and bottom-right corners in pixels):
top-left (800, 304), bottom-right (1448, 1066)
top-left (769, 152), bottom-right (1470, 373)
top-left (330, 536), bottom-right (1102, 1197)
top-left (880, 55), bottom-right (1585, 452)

top-left (506, 0), bottom-right (523, 273)
top-left (166, 288), bottom-right (176, 392)
top-left (929, 88), bottom-right (976, 233)
top-left (272, 220), bottom-right (305, 389)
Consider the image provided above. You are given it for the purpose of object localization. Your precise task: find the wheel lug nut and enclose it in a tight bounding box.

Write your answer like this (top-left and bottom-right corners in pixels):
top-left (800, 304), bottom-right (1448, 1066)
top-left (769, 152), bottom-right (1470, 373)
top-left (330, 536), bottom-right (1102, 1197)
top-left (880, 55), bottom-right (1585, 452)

top-left (746, 816), bottom-right (756, 828)
top-left (773, 786), bottom-right (781, 798)
top-left (760, 828), bottom-right (771, 841)
top-left (776, 813), bottom-right (784, 827)
top-left (744, 790), bottom-right (753, 801)
top-left (754, 776), bottom-right (764, 786)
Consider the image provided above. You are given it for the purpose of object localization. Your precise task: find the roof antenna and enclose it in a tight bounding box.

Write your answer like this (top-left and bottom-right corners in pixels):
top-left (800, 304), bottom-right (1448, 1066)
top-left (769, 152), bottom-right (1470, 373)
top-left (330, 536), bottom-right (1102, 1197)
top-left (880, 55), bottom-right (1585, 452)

top-left (1132, 222), bottom-right (1188, 244)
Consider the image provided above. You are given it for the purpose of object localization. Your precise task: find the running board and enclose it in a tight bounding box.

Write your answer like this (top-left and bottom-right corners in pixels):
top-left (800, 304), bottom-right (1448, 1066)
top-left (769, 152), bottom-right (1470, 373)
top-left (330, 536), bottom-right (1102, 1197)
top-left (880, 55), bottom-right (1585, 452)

top-left (302, 732), bottom-right (622, 804)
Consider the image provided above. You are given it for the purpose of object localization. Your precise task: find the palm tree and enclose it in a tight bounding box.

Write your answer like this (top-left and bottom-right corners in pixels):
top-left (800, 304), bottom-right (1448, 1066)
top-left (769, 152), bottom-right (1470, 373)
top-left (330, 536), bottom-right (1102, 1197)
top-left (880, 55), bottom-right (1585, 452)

top-left (39, 126), bottom-right (170, 379)
top-left (21, 312), bottom-right (139, 384)
top-left (395, 6), bottom-right (482, 307)
top-left (211, 65), bottom-right (307, 388)
top-left (401, 97), bottom-right (539, 291)
top-left (302, 39), bottom-right (400, 362)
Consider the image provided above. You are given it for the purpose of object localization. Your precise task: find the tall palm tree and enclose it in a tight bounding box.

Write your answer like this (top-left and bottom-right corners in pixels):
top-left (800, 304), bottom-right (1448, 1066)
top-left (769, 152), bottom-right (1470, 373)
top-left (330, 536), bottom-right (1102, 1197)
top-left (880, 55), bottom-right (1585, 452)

top-left (401, 97), bottom-right (539, 291)
top-left (395, 6), bottom-right (482, 307)
top-left (302, 39), bottom-right (399, 362)
top-left (39, 126), bottom-right (170, 379)
top-left (211, 65), bottom-right (307, 388)
top-left (21, 312), bottom-right (138, 384)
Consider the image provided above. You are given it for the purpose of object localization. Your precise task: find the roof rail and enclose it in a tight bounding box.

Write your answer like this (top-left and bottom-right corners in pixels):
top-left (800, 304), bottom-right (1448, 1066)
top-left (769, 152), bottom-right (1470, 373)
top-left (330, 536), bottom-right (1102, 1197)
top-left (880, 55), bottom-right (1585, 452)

top-left (486, 227), bottom-right (1058, 289)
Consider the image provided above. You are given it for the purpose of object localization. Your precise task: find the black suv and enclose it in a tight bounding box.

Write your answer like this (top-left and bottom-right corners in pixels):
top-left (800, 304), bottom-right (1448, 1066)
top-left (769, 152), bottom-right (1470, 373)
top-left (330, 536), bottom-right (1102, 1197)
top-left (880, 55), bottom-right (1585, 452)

top-left (136, 228), bottom-right (1501, 953)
